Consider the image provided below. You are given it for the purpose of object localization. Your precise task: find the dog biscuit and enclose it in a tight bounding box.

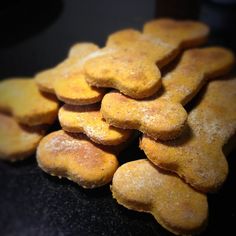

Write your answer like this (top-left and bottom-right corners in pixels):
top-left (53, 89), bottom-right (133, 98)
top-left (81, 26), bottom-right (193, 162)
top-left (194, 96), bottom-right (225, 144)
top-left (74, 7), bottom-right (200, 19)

top-left (101, 47), bottom-right (234, 140)
top-left (106, 28), bottom-right (178, 68)
top-left (59, 104), bottom-right (133, 145)
top-left (143, 18), bottom-right (209, 48)
top-left (111, 159), bottom-right (208, 235)
top-left (101, 91), bottom-right (187, 140)
top-left (0, 113), bottom-right (46, 161)
top-left (140, 77), bottom-right (236, 192)
top-left (0, 78), bottom-right (59, 126)
top-left (84, 20), bottom-right (209, 99)
top-left (35, 43), bottom-right (106, 105)
top-left (85, 47), bottom-right (162, 99)
top-left (37, 130), bottom-right (120, 188)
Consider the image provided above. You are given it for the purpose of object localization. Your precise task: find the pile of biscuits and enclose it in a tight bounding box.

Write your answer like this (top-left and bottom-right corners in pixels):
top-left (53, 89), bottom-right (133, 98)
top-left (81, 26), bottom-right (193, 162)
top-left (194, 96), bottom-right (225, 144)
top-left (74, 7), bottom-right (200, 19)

top-left (0, 18), bottom-right (236, 235)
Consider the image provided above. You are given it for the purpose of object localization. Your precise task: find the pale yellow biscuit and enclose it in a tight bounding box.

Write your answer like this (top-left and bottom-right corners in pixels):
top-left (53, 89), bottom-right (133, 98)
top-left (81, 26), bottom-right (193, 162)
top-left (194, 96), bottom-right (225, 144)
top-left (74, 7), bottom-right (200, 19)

top-left (59, 104), bottom-right (133, 145)
top-left (35, 43), bottom-right (106, 105)
top-left (101, 47), bottom-right (234, 140)
top-left (143, 18), bottom-right (209, 48)
top-left (36, 130), bottom-right (120, 188)
top-left (0, 78), bottom-right (59, 126)
top-left (140, 77), bottom-right (236, 193)
top-left (0, 113), bottom-right (46, 161)
top-left (112, 159), bottom-right (208, 235)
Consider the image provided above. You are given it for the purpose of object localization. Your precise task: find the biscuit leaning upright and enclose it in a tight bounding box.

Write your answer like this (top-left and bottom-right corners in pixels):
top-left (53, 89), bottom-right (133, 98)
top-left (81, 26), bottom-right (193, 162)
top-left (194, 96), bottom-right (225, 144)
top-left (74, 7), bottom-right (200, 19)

top-left (35, 43), bottom-right (106, 105)
top-left (101, 47), bottom-right (234, 140)
top-left (59, 104), bottom-right (133, 145)
top-left (140, 77), bottom-right (236, 193)
top-left (0, 113), bottom-right (46, 161)
top-left (112, 159), bottom-right (208, 235)
top-left (0, 78), bottom-right (59, 126)
top-left (84, 19), bottom-right (209, 99)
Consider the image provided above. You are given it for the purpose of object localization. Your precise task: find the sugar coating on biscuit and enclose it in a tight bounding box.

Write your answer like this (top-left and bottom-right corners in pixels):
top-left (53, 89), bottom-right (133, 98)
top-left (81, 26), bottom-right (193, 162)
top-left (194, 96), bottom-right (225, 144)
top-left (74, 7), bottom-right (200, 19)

top-left (140, 78), bottom-right (236, 193)
top-left (101, 91), bottom-right (187, 140)
top-left (0, 113), bottom-right (46, 161)
top-left (59, 104), bottom-right (133, 145)
top-left (143, 18), bottom-right (209, 48)
top-left (112, 159), bottom-right (208, 235)
top-left (36, 130), bottom-right (119, 188)
top-left (0, 78), bottom-right (59, 126)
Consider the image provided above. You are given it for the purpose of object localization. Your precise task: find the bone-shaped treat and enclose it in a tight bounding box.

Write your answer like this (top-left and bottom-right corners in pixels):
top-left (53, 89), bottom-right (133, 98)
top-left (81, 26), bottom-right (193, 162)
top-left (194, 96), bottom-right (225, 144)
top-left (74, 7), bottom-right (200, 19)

top-left (0, 78), bottom-right (59, 126)
top-left (37, 130), bottom-right (122, 188)
top-left (106, 28), bottom-right (178, 68)
top-left (35, 43), bottom-right (106, 105)
top-left (58, 103), bottom-right (133, 145)
top-left (84, 19), bottom-right (209, 99)
top-left (101, 47), bottom-right (234, 140)
top-left (111, 159), bottom-right (208, 235)
top-left (143, 18), bottom-right (209, 49)
top-left (101, 91), bottom-right (187, 140)
top-left (0, 113), bottom-right (46, 161)
top-left (140, 77), bottom-right (236, 193)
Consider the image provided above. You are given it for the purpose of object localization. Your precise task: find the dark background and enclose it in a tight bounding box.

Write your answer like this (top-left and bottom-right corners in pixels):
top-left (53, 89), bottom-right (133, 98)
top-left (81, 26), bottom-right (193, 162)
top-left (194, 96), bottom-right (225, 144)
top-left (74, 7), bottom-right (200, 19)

top-left (0, 0), bottom-right (236, 235)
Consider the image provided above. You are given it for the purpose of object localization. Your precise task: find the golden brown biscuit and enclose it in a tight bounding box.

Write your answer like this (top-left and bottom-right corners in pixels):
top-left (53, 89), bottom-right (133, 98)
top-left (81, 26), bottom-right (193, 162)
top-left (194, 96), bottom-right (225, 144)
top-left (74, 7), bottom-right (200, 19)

top-left (59, 103), bottom-right (133, 145)
top-left (68, 42), bottom-right (100, 58)
top-left (0, 113), bottom-right (46, 161)
top-left (0, 78), bottom-right (59, 126)
top-left (101, 47), bottom-right (234, 140)
top-left (101, 91), bottom-right (187, 140)
top-left (35, 42), bottom-right (98, 93)
top-left (35, 43), bottom-right (106, 105)
top-left (85, 47), bottom-right (162, 99)
top-left (106, 28), bottom-right (178, 68)
top-left (36, 130), bottom-right (120, 188)
top-left (140, 77), bottom-right (236, 193)
top-left (111, 159), bottom-right (208, 235)
top-left (143, 18), bottom-right (209, 48)
top-left (161, 47), bottom-right (235, 105)
top-left (85, 20), bottom-right (209, 99)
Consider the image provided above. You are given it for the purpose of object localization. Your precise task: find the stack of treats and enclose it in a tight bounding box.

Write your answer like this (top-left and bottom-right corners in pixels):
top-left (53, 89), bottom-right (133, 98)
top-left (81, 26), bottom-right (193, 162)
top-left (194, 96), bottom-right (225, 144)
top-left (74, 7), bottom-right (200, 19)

top-left (0, 18), bottom-right (236, 235)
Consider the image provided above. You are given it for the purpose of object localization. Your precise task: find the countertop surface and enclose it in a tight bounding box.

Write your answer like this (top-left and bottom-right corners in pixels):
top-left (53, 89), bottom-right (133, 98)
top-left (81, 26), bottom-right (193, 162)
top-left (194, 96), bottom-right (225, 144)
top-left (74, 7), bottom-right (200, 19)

top-left (0, 0), bottom-right (236, 235)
